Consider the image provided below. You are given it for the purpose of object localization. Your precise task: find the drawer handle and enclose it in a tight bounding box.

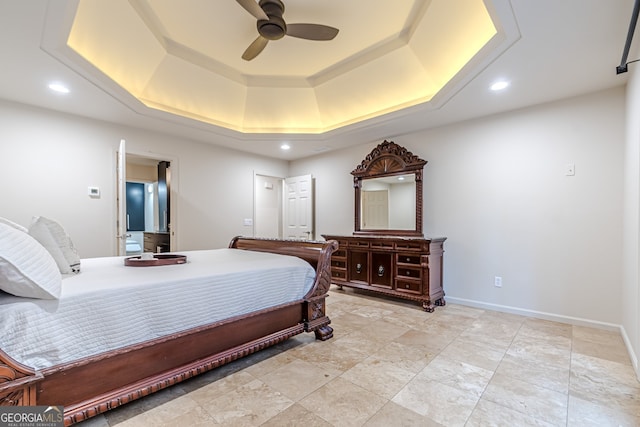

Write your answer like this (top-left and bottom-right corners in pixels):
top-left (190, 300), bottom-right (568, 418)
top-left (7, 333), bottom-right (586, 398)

top-left (406, 270), bottom-right (411, 276)
top-left (378, 265), bottom-right (385, 277)
top-left (356, 263), bottom-right (362, 274)
top-left (405, 284), bottom-right (410, 289)
top-left (406, 257), bottom-right (411, 262)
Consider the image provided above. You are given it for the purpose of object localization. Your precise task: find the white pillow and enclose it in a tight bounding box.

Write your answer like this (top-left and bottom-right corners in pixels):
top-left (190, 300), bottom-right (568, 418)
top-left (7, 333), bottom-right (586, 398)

top-left (29, 216), bottom-right (81, 274)
top-left (0, 222), bottom-right (61, 299)
top-left (0, 217), bottom-right (27, 233)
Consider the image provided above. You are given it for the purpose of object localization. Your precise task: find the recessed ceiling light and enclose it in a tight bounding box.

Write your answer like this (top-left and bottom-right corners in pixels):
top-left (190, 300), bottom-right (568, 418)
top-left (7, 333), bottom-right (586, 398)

top-left (280, 144), bottom-right (290, 150)
top-left (48, 82), bottom-right (70, 94)
top-left (490, 81), bottom-right (509, 91)
top-left (398, 176), bottom-right (405, 181)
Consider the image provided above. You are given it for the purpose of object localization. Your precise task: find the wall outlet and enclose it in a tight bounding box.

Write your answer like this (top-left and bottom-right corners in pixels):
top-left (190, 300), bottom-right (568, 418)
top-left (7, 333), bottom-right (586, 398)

top-left (494, 276), bottom-right (502, 287)
top-left (564, 163), bottom-right (575, 176)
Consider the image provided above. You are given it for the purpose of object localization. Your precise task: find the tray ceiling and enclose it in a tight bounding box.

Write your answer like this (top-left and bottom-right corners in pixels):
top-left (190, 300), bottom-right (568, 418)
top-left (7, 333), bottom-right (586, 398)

top-left (52, 0), bottom-right (504, 134)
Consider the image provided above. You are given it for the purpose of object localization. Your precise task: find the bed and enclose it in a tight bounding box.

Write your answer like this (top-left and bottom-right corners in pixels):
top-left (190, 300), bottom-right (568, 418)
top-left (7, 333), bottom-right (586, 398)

top-left (0, 235), bottom-right (338, 426)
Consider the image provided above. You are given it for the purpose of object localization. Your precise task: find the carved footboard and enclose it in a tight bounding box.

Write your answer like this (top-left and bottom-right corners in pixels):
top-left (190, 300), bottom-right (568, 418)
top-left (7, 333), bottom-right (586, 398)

top-left (229, 236), bottom-right (339, 340)
top-left (0, 237), bottom-right (338, 425)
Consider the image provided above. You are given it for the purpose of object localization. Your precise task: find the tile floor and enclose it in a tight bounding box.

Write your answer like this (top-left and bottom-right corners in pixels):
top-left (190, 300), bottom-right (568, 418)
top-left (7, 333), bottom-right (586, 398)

top-left (77, 287), bottom-right (640, 426)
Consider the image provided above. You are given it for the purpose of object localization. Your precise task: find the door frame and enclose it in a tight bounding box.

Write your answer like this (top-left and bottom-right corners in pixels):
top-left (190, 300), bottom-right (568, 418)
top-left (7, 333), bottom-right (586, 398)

top-left (116, 145), bottom-right (179, 255)
top-left (252, 172), bottom-right (315, 240)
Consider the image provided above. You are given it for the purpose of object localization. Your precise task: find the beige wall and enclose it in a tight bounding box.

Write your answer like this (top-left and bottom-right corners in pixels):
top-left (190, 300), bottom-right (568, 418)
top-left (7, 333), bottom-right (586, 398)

top-left (0, 100), bottom-right (288, 257)
top-left (292, 87), bottom-right (625, 331)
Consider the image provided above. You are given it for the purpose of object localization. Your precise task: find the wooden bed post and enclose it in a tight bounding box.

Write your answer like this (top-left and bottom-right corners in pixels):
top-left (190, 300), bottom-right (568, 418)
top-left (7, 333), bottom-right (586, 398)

top-left (303, 239), bottom-right (338, 340)
top-left (304, 297), bottom-right (333, 340)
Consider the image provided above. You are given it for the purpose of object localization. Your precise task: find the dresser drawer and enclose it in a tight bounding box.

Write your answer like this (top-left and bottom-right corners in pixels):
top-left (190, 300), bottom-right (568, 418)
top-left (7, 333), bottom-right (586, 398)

top-left (333, 249), bottom-right (347, 258)
top-left (396, 254), bottom-right (421, 265)
top-left (331, 259), bottom-right (346, 269)
top-left (396, 279), bottom-right (421, 293)
top-left (331, 270), bottom-right (346, 280)
top-left (395, 241), bottom-right (426, 251)
top-left (396, 266), bottom-right (421, 279)
top-left (370, 240), bottom-right (394, 250)
top-left (349, 240), bottom-right (370, 248)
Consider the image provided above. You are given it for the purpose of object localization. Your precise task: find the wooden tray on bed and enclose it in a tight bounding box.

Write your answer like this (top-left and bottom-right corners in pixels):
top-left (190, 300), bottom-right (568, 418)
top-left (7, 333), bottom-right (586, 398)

top-left (124, 254), bottom-right (187, 267)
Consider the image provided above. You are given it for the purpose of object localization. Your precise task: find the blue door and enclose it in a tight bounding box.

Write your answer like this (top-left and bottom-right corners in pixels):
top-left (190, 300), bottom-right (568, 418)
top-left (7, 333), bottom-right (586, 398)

top-left (126, 182), bottom-right (145, 231)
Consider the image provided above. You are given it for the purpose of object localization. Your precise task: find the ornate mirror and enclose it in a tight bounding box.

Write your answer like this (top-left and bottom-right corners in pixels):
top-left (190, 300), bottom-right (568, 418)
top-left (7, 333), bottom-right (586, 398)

top-left (352, 140), bottom-right (426, 237)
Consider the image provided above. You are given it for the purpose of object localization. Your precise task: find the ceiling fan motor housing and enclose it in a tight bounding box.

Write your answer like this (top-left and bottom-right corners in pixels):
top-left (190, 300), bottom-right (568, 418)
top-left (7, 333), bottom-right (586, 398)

top-left (257, 0), bottom-right (286, 40)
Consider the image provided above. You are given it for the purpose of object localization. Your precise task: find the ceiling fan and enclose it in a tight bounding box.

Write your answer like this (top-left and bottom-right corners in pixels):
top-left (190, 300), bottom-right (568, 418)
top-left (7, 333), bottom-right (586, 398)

top-left (236, 0), bottom-right (339, 61)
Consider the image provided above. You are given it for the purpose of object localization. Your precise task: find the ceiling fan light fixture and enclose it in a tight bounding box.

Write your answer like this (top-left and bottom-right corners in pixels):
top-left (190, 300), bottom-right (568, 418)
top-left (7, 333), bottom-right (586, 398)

top-left (237, 0), bottom-right (339, 61)
top-left (258, 18), bottom-right (286, 40)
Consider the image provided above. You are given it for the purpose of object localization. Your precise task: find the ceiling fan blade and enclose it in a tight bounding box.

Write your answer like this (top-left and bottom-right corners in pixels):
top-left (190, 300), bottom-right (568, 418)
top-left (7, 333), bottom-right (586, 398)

top-left (236, 0), bottom-right (268, 20)
top-left (286, 24), bottom-right (339, 41)
top-left (242, 36), bottom-right (269, 61)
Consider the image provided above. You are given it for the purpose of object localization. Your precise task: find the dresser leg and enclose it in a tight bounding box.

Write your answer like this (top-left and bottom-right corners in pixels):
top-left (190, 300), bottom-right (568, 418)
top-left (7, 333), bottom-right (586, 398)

top-left (435, 298), bottom-right (446, 306)
top-left (422, 301), bottom-right (435, 312)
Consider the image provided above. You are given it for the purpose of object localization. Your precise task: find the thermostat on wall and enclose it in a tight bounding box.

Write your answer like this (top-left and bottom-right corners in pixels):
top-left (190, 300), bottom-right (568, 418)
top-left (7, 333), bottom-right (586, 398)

top-left (88, 186), bottom-right (100, 198)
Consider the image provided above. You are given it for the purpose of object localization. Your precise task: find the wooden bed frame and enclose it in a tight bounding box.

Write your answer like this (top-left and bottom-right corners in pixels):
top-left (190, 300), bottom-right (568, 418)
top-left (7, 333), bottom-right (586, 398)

top-left (0, 236), bottom-right (338, 426)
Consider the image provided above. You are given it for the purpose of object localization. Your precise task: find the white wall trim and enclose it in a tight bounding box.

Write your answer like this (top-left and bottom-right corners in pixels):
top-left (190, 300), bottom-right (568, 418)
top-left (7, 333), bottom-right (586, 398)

top-left (446, 296), bottom-right (620, 330)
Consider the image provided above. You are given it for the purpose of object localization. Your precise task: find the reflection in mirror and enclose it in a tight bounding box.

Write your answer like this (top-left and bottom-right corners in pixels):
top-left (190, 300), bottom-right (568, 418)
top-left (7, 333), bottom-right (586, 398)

top-left (361, 174), bottom-right (416, 230)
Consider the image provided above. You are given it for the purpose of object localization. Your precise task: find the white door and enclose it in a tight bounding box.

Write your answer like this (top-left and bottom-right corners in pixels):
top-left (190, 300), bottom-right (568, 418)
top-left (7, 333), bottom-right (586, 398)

top-left (284, 174), bottom-right (313, 240)
top-left (363, 190), bottom-right (389, 229)
top-left (116, 139), bottom-right (127, 255)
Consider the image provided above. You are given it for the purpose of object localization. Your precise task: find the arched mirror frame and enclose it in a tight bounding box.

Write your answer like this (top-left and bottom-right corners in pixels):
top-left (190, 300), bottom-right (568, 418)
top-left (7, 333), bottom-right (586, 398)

top-left (352, 140), bottom-right (426, 237)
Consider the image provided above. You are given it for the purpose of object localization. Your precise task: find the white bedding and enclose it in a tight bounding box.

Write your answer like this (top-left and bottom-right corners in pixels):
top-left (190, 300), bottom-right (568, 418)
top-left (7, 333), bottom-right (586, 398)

top-left (0, 248), bottom-right (316, 370)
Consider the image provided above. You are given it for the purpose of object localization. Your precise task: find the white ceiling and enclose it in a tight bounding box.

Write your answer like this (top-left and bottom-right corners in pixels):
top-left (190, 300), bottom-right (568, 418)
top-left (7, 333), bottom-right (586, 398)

top-left (0, 0), bottom-right (635, 160)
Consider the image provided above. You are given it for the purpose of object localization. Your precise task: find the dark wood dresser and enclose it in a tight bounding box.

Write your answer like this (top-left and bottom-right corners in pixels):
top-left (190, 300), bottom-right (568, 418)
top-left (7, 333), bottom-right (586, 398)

top-left (322, 234), bottom-right (446, 312)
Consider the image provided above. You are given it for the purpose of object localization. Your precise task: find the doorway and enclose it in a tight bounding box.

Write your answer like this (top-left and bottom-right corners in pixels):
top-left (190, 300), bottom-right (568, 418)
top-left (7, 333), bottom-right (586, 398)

top-left (254, 173), bottom-right (314, 240)
top-left (125, 156), bottom-right (171, 254)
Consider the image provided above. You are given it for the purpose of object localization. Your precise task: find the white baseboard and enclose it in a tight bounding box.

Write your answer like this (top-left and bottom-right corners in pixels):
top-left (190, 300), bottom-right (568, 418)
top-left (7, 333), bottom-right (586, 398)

top-left (619, 325), bottom-right (640, 381)
top-left (447, 296), bottom-right (639, 380)
top-left (446, 296), bottom-right (619, 329)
